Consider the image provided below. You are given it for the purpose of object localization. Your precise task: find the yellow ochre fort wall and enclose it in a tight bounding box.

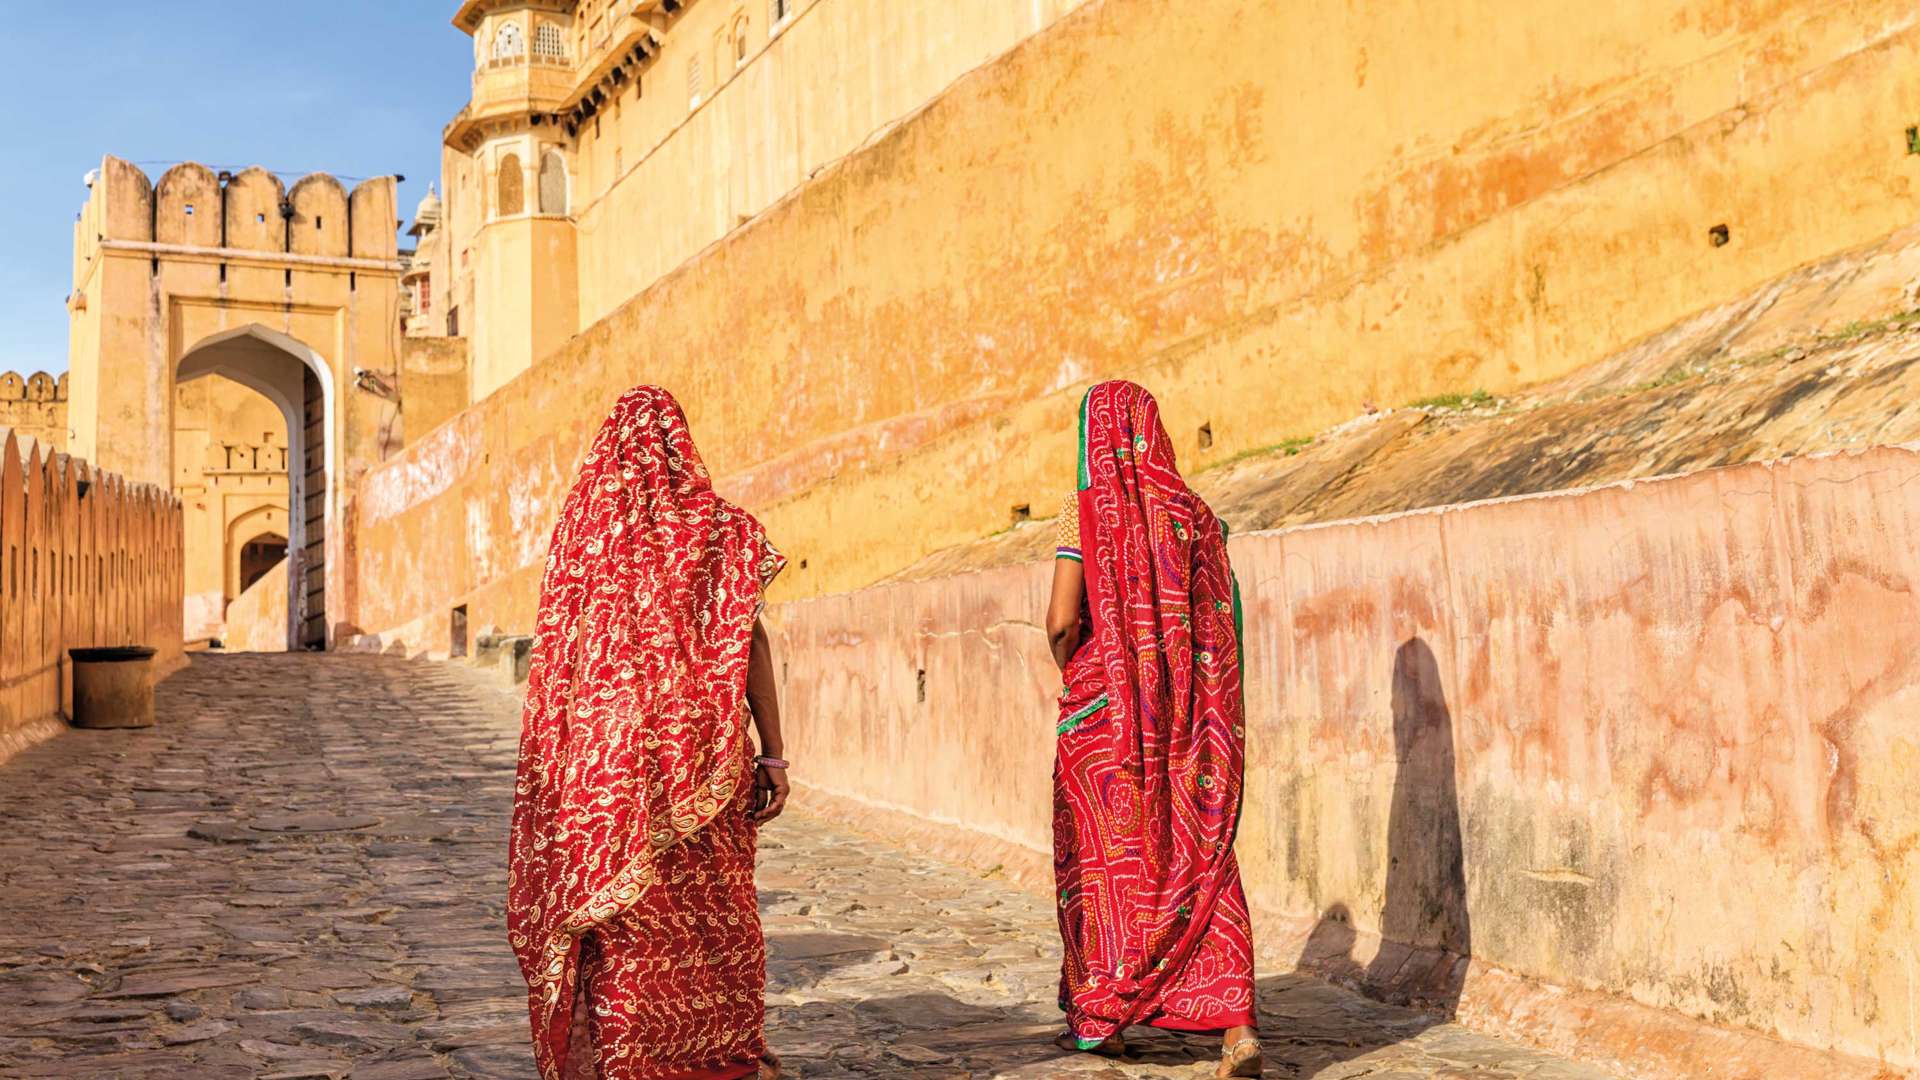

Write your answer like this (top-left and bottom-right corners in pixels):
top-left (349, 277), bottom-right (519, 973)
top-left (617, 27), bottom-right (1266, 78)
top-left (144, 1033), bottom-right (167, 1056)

top-left (437, 0), bottom-right (1094, 401)
top-left (353, 0), bottom-right (1920, 652)
top-left (563, 0), bottom-right (1095, 343)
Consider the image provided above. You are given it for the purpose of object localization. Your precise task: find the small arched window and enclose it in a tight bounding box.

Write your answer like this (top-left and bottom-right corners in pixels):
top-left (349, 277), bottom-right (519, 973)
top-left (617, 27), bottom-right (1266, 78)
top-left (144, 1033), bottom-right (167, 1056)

top-left (533, 21), bottom-right (567, 63)
top-left (539, 152), bottom-right (568, 215)
top-left (492, 20), bottom-right (526, 61)
top-left (497, 153), bottom-right (524, 216)
top-left (733, 17), bottom-right (749, 64)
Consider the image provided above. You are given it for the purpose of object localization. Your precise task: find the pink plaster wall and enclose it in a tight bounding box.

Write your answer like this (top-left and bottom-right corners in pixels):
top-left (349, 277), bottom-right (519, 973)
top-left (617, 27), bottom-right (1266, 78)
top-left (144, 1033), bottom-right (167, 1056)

top-left (767, 445), bottom-right (1920, 1076)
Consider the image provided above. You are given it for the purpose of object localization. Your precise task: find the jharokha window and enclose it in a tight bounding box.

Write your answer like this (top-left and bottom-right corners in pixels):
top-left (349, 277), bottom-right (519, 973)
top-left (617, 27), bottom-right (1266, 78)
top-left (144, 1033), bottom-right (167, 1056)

top-left (493, 20), bottom-right (526, 62)
top-left (532, 21), bottom-right (567, 64)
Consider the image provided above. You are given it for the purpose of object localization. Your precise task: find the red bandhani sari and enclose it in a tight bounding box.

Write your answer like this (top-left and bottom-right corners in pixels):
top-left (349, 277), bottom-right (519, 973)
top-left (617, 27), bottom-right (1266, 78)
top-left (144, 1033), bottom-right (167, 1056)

top-left (509, 386), bottom-right (784, 1080)
top-left (1054, 380), bottom-right (1256, 1046)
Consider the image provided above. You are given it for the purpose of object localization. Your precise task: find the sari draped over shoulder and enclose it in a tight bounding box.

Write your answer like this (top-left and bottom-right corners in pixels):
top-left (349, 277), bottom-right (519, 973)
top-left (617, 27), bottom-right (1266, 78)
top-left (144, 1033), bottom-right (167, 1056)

top-left (1053, 380), bottom-right (1256, 1045)
top-left (509, 385), bottom-right (784, 1080)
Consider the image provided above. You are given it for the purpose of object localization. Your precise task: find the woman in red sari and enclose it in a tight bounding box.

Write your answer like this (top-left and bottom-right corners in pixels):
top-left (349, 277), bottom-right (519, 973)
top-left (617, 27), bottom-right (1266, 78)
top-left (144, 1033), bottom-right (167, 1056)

top-left (509, 385), bottom-right (790, 1080)
top-left (1045, 380), bottom-right (1261, 1078)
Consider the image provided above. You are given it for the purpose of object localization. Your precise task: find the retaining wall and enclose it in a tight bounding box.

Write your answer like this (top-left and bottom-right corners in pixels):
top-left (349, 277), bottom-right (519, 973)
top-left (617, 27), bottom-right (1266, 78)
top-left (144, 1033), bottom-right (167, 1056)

top-left (768, 445), bottom-right (1920, 1078)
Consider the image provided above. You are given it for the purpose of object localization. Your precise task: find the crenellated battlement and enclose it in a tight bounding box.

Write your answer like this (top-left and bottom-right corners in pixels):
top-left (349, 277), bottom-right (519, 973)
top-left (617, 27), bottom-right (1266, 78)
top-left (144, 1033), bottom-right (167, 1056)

top-left (0, 371), bottom-right (69, 453)
top-left (72, 156), bottom-right (400, 282)
top-left (66, 154), bottom-right (417, 652)
top-left (0, 371), bottom-right (68, 402)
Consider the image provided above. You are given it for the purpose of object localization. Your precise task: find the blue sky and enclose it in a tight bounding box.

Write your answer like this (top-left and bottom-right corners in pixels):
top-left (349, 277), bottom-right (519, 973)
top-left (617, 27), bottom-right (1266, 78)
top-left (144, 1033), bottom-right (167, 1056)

top-left (0, 3), bottom-right (475, 373)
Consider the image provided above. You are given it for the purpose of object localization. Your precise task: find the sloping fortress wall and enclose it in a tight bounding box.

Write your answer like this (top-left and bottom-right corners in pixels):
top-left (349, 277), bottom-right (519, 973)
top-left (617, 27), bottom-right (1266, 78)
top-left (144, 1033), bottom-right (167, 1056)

top-left (0, 430), bottom-right (185, 765)
top-left (351, 0), bottom-right (1920, 652)
top-left (768, 446), bottom-right (1920, 1078)
top-left (433, 0), bottom-right (1093, 400)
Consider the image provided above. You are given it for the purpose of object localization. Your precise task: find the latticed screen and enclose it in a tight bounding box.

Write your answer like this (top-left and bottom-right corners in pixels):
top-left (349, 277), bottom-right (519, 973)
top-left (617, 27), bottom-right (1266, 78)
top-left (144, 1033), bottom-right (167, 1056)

top-left (533, 22), bottom-right (567, 63)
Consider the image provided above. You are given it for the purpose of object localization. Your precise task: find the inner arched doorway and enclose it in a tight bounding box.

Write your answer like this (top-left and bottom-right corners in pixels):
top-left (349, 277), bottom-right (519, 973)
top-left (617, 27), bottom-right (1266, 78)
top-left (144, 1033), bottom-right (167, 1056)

top-left (224, 500), bottom-right (291, 604)
top-left (176, 325), bottom-right (334, 650)
top-left (238, 533), bottom-right (288, 594)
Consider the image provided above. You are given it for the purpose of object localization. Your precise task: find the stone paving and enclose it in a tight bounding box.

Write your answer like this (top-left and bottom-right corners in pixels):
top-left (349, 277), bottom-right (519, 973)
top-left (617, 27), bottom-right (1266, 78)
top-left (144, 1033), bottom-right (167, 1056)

top-left (0, 654), bottom-right (1614, 1079)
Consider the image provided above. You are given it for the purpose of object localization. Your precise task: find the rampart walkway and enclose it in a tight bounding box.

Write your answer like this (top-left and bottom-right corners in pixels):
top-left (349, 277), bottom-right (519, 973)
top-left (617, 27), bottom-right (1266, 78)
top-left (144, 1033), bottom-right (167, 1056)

top-left (0, 655), bottom-right (1611, 1079)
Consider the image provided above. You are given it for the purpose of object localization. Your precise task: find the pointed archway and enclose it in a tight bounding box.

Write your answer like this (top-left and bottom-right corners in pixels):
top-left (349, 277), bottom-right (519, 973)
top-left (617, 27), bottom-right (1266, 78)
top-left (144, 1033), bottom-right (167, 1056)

top-left (176, 326), bottom-right (335, 650)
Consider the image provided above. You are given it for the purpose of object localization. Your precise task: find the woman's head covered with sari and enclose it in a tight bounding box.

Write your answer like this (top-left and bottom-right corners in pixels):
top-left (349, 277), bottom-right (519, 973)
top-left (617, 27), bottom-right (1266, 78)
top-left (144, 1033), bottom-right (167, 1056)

top-left (507, 385), bottom-right (783, 1078)
top-left (1057, 379), bottom-right (1251, 1041)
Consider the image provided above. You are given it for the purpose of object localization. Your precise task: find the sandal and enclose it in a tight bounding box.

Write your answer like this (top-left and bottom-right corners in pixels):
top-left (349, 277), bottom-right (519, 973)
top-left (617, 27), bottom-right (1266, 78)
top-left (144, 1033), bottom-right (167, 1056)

top-left (1054, 1030), bottom-right (1125, 1057)
top-left (756, 1048), bottom-right (783, 1079)
top-left (1217, 1036), bottom-right (1263, 1077)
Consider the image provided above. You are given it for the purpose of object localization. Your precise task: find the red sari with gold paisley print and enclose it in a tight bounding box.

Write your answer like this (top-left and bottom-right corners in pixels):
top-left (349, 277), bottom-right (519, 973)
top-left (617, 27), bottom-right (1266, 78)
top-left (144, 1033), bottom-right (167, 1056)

top-left (509, 385), bottom-right (783, 1080)
top-left (1053, 380), bottom-right (1256, 1047)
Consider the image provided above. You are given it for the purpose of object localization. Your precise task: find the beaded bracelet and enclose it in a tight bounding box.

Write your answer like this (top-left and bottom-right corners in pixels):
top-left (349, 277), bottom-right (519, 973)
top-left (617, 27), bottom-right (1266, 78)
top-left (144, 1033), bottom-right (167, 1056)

top-left (754, 755), bottom-right (790, 770)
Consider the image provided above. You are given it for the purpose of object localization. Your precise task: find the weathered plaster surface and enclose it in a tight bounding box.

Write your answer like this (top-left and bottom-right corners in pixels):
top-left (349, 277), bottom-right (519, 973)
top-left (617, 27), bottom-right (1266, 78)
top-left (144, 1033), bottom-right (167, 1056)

top-left (769, 446), bottom-right (1920, 1075)
top-left (348, 0), bottom-right (1920, 651)
top-left (894, 221), bottom-right (1920, 582)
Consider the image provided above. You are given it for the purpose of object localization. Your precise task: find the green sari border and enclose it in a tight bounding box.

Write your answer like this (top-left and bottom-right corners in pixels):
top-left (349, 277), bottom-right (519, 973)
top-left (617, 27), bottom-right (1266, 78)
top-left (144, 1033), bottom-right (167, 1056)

top-left (1224, 519), bottom-right (1244, 671)
top-left (1056, 692), bottom-right (1109, 736)
top-left (1076, 388), bottom-right (1092, 492)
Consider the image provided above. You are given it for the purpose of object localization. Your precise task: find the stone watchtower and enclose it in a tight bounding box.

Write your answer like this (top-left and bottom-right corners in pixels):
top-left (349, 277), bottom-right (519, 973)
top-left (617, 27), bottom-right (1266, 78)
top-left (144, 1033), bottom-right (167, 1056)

top-left (66, 158), bottom-right (405, 649)
top-left (447, 0), bottom-right (582, 401)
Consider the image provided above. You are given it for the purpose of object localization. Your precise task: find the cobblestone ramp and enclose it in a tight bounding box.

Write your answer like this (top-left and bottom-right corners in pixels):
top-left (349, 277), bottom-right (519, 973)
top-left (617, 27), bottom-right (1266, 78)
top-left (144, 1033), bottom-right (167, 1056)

top-left (0, 654), bottom-right (1614, 1079)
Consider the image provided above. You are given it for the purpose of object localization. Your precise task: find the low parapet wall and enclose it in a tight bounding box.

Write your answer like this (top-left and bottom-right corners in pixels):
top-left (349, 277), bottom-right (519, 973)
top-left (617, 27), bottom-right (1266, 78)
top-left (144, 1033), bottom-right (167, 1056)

top-left (767, 445), bottom-right (1920, 1078)
top-left (0, 429), bottom-right (185, 764)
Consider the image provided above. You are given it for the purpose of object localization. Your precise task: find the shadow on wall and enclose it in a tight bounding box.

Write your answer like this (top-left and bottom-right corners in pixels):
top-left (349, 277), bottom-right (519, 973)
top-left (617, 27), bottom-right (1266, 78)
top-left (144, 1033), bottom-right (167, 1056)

top-left (1298, 637), bottom-right (1471, 1029)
